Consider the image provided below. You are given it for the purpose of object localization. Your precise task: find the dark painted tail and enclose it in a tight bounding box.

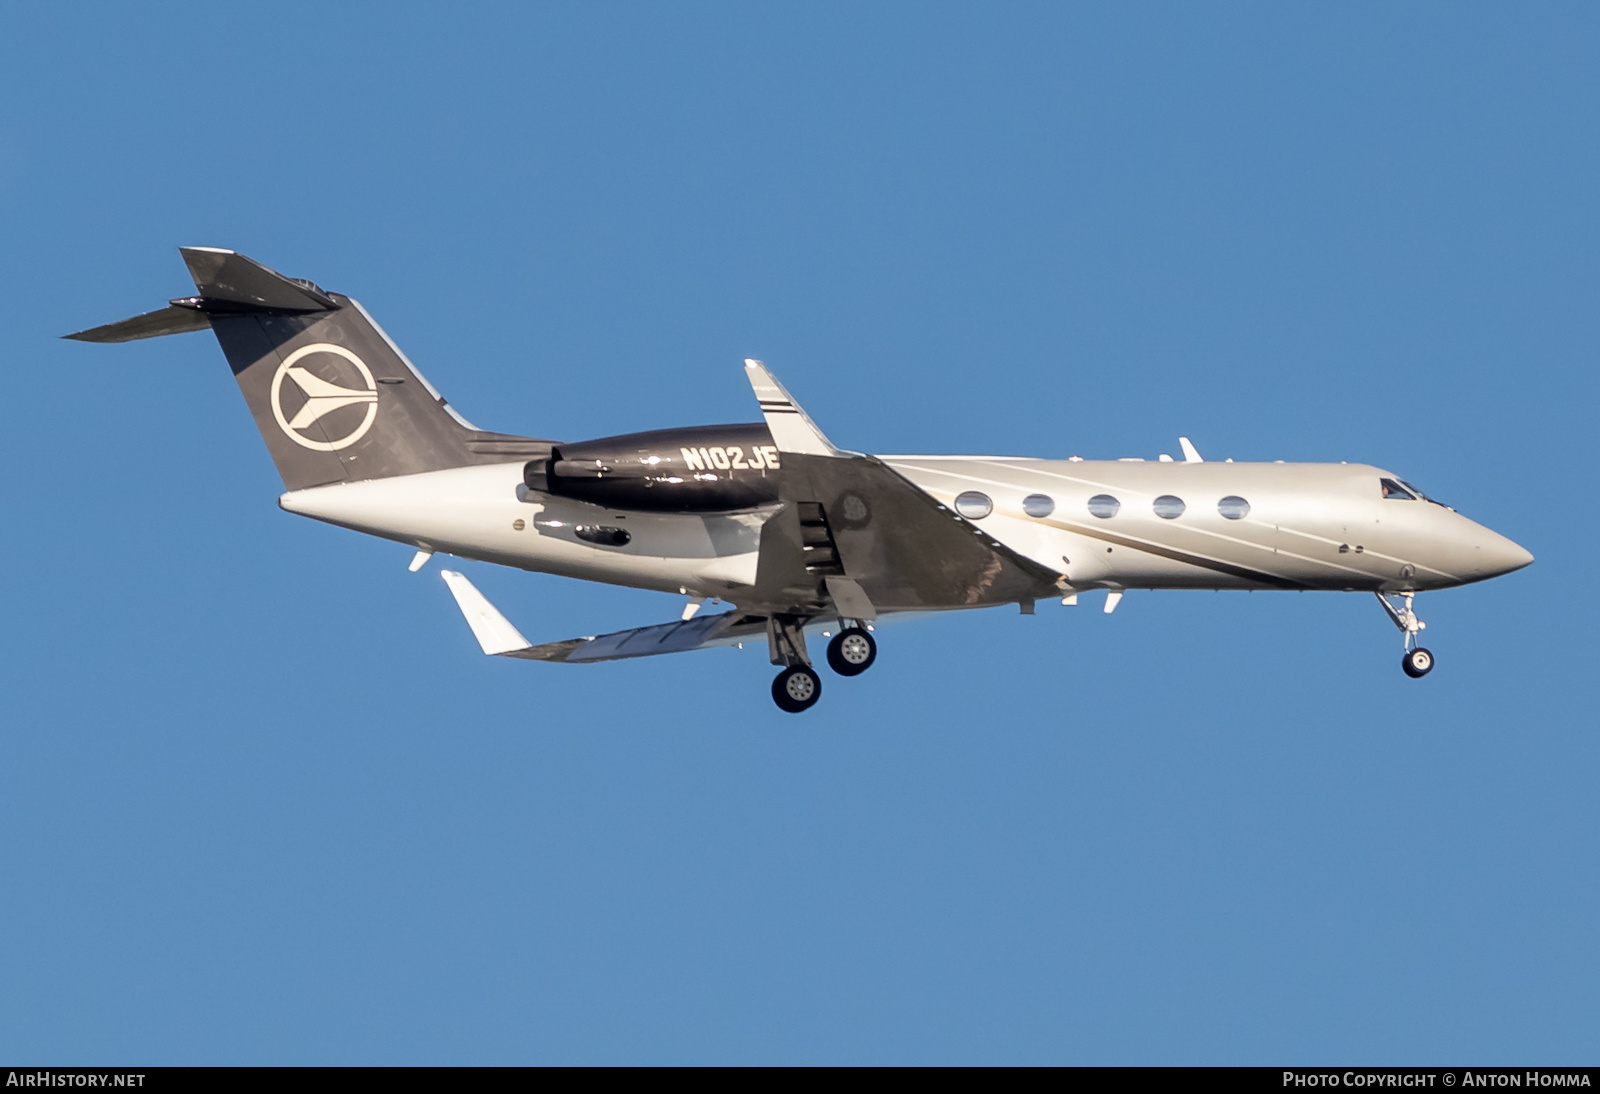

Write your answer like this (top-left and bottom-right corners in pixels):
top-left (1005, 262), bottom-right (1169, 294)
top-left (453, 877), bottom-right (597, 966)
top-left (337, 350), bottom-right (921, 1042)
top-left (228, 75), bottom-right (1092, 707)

top-left (66, 247), bottom-right (552, 491)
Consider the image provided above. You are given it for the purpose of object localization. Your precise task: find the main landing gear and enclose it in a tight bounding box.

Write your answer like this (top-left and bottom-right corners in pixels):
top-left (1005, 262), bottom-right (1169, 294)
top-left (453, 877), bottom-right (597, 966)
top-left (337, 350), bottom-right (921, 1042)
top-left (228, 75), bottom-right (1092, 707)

top-left (1376, 592), bottom-right (1434, 679)
top-left (826, 627), bottom-right (877, 676)
top-left (767, 616), bottom-right (878, 712)
top-left (772, 665), bottom-right (823, 713)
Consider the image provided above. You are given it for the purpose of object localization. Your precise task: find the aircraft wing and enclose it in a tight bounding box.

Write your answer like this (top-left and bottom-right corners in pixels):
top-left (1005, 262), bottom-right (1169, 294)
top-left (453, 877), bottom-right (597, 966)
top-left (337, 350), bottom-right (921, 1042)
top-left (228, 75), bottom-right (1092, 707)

top-left (441, 570), bottom-right (769, 663)
top-left (745, 361), bottom-right (1062, 613)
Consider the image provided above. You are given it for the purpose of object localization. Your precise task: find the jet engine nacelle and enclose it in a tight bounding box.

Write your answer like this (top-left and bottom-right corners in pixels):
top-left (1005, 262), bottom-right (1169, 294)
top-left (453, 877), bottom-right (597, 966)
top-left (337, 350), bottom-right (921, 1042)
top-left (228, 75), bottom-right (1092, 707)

top-left (525, 423), bottom-right (782, 513)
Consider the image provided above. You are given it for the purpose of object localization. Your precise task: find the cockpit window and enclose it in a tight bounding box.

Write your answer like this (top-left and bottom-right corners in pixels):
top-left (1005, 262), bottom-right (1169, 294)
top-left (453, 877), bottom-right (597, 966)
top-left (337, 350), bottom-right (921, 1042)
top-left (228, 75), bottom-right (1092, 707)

top-left (1380, 476), bottom-right (1454, 509)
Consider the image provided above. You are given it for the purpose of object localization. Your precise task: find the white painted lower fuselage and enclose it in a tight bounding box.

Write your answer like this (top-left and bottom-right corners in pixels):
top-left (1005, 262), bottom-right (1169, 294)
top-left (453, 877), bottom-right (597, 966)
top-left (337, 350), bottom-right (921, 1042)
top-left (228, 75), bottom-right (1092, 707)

top-left (279, 454), bottom-right (1532, 608)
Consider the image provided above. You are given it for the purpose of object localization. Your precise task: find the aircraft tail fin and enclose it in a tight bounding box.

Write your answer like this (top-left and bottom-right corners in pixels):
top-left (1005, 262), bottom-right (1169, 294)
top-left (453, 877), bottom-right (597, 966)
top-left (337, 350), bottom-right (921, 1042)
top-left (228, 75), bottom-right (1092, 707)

top-left (65, 248), bottom-right (553, 492)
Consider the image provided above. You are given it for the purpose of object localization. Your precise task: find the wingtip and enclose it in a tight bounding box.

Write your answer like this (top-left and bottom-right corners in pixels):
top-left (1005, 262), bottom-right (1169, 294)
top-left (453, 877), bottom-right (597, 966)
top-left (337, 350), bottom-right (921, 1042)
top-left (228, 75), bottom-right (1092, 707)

top-left (439, 569), bottom-right (532, 656)
top-left (742, 359), bottom-right (840, 456)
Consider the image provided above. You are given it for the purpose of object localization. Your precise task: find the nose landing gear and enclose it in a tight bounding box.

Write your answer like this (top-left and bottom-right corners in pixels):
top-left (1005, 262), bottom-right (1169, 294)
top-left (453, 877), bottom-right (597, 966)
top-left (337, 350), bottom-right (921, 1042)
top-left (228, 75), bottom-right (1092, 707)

top-left (1376, 592), bottom-right (1434, 678)
top-left (1402, 647), bottom-right (1434, 678)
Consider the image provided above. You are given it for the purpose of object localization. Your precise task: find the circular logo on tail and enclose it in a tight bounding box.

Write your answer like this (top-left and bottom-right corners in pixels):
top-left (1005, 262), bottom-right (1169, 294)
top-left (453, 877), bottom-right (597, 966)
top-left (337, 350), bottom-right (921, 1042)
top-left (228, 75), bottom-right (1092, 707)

top-left (270, 343), bottom-right (378, 451)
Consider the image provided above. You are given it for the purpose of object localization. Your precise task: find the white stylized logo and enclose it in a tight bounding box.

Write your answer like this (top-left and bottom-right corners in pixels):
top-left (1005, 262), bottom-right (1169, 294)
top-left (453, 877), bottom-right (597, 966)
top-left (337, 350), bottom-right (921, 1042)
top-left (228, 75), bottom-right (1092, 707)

top-left (270, 343), bottom-right (378, 451)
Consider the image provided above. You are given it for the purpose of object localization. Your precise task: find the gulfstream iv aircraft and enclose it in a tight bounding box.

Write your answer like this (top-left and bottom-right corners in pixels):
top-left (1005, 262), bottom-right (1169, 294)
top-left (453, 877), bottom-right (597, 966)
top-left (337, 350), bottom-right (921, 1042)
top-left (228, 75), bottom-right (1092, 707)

top-left (69, 249), bottom-right (1534, 712)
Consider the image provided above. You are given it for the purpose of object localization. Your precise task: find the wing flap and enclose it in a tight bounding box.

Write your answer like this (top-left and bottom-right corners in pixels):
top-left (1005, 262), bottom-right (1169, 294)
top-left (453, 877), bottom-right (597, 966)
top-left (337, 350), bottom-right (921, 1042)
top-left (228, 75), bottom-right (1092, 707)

top-left (440, 570), bottom-right (766, 663)
top-left (510, 610), bottom-right (770, 663)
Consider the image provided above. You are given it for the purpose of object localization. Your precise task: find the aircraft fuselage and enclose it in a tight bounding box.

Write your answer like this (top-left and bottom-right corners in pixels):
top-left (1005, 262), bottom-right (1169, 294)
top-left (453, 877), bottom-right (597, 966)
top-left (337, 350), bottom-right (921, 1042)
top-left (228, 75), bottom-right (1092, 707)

top-left (279, 435), bottom-right (1531, 608)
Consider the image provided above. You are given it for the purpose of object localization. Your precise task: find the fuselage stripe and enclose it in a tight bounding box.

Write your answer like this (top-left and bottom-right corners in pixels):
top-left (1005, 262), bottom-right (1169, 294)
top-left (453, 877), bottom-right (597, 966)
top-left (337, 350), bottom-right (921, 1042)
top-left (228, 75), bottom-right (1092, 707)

top-left (1037, 518), bottom-right (1310, 589)
top-left (891, 459), bottom-right (1463, 587)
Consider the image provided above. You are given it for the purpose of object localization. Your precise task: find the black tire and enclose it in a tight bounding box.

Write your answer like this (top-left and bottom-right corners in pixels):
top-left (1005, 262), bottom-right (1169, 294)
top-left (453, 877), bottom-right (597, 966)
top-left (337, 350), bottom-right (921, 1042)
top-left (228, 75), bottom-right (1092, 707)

top-left (772, 666), bottom-right (823, 712)
top-left (1402, 647), bottom-right (1434, 678)
top-left (826, 628), bottom-right (877, 677)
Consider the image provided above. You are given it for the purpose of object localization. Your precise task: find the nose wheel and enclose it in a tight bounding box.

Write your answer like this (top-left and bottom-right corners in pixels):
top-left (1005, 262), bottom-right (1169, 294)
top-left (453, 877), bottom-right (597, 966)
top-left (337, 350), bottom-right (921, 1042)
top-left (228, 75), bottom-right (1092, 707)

top-left (1377, 592), bottom-right (1435, 679)
top-left (1402, 647), bottom-right (1434, 678)
top-left (826, 627), bottom-right (877, 676)
top-left (772, 666), bottom-right (822, 713)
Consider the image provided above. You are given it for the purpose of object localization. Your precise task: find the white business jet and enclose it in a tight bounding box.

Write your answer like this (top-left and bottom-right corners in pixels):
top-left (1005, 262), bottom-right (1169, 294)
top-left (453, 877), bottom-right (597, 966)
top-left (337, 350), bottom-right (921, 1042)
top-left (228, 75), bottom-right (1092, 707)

top-left (69, 249), bottom-right (1533, 712)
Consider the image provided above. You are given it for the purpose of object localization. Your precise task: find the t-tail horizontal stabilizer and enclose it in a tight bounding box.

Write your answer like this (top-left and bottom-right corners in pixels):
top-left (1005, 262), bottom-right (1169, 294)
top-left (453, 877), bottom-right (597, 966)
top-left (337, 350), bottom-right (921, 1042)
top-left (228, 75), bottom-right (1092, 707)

top-left (63, 247), bottom-right (339, 343)
top-left (62, 305), bottom-right (212, 343)
top-left (67, 246), bottom-right (556, 493)
top-left (439, 570), bottom-right (768, 663)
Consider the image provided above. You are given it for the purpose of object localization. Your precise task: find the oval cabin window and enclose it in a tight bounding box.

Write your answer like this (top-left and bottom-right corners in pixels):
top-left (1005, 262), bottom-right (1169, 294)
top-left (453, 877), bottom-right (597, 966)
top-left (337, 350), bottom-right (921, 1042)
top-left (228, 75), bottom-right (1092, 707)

top-left (1153, 495), bottom-right (1185, 519)
top-left (1087, 494), bottom-right (1120, 519)
top-left (1022, 494), bottom-right (1055, 518)
top-left (1217, 495), bottom-right (1250, 520)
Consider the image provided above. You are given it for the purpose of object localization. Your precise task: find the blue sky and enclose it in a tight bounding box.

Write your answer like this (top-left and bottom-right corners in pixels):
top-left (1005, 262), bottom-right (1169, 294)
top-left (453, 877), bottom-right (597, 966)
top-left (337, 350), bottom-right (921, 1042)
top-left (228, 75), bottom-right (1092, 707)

top-left (1, 3), bottom-right (1595, 1064)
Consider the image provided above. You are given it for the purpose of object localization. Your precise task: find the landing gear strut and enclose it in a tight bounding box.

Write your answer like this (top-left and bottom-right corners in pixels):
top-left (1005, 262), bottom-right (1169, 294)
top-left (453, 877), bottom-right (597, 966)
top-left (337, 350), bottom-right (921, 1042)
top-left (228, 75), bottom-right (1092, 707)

top-left (826, 626), bottom-right (877, 676)
top-left (1376, 592), bottom-right (1434, 679)
top-left (767, 613), bottom-right (822, 713)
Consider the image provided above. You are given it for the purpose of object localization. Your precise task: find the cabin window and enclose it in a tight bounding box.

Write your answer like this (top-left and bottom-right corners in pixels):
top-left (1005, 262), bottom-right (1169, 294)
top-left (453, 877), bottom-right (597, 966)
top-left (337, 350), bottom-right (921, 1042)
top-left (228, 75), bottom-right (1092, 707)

top-left (954, 491), bottom-right (993, 519)
top-left (1022, 493), bottom-right (1055, 518)
top-left (1087, 494), bottom-right (1120, 519)
top-left (1381, 478), bottom-right (1417, 500)
top-left (1217, 495), bottom-right (1250, 520)
top-left (1153, 495), bottom-right (1185, 519)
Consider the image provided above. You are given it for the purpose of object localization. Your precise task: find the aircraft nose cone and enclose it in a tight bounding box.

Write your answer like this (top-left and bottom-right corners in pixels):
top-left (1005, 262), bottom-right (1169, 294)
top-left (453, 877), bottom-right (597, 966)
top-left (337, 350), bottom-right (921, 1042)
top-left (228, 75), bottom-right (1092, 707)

top-left (1473, 527), bottom-right (1534, 579)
